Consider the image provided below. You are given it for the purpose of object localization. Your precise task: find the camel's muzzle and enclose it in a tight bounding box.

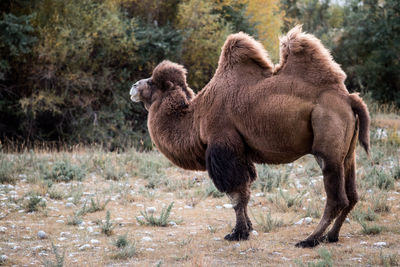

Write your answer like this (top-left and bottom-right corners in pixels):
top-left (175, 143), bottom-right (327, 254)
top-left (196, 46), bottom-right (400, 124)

top-left (130, 82), bottom-right (140, 102)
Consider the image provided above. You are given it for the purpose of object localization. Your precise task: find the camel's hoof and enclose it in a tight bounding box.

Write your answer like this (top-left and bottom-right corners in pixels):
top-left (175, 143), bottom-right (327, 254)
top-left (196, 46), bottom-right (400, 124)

top-left (295, 239), bottom-right (320, 248)
top-left (224, 230), bottom-right (249, 241)
top-left (321, 234), bottom-right (339, 243)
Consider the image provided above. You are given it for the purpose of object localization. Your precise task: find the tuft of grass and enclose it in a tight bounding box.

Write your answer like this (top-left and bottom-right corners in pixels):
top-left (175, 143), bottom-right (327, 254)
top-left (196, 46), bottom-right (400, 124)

top-left (79, 196), bottom-right (111, 215)
top-left (41, 242), bottom-right (65, 267)
top-left (104, 161), bottom-right (126, 181)
top-left (111, 244), bottom-right (136, 260)
top-left (24, 192), bottom-right (46, 212)
top-left (48, 188), bottom-right (65, 200)
top-left (44, 160), bottom-right (85, 182)
top-left (101, 210), bottom-right (114, 236)
top-left (352, 208), bottom-right (378, 222)
top-left (114, 234), bottom-right (129, 248)
top-left (253, 211), bottom-right (284, 233)
top-left (309, 248), bottom-right (333, 267)
top-left (356, 216), bottom-right (384, 235)
top-left (268, 189), bottom-right (305, 211)
top-left (254, 165), bottom-right (290, 192)
top-left (0, 154), bottom-right (16, 184)
top-left (66, 213), bottom-right (83, 226)
top-left (136, 202), bottom-right (174, 227)
top-left (378, 251), bottom-right (399, 266)
top-left (372, 193), bottom-right (391, 213)
top-left (367, 166), bottom-right (394, 190)
top-left (205, 183), bottom-right (224, 198)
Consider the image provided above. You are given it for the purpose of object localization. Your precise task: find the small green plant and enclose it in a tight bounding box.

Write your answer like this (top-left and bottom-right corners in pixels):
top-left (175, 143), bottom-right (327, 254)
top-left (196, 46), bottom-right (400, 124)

top-left (269, 189), bottom-right (305, 211)
top-left (356, 216), bottom-right (384, 235)
top-left (111, 244), bottom-right (136, 260)
top-left (101, 210), bottom-right (114, 236)
top-left (205, 183), bottom-right (224, 198)
top-left (136, 202), bottom-right (174, 227)
top-left (24, 192), bottom-right (46, 212)
top-left (309, 248), bottom-right (333, 267)
top-left (367, 167), bottom-right (394, 190)
top-left (0, 155), bottom-right (16, 184)
top-left (254, 165), bottom-right (289, 192)
top-left (372, 193), bottom-right (391, 213)
top-left (352, 207), bottom-right (378, 222)
top-left (78, 195), bottom-right (111, 215)
top-left (114, 234), bottom-right (129, 248)
top-left (66, 213), bottom-right (83, 226)
top-left (253, 211), bottom-right (284, 233)
top-left (104, 161), bottom-right (126, 181)
top-left (41, 243), bottom-right (65, 267)
top-left (378, 251), bottom-right (399, 266)
top-left (48, 189), bottom-right (65, 200)
top-left (44, 160), bottom-right (85, 182)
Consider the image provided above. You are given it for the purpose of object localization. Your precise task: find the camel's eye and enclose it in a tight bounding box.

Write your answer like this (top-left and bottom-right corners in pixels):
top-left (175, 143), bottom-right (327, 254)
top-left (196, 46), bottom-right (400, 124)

top-left (147, 80), bottom-right (153, 86)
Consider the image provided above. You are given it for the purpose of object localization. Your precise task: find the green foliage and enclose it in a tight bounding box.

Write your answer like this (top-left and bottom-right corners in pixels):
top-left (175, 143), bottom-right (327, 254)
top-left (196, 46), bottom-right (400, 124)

top-left (44, 160), bottom-right (85, 182)
top-left (177, 0), bottom-right (231, 90)
top-left (333, 0), bottom-right (400, 106)
top-left (0, 13), bottom-right (37, 80)
top-left (253, 211), bottom-right (284, 233)
top-left (0, 154), bottom-right (16, 184)
top-left (41, 242), bottom-right (65, 267)
top-left (309, 248), bottom-right (333, 267)
top-left (115, 234), bottom-right (129, 248)
top-left (254, 165), bottom-right (290, 192)
top-left (101, 210), bottom-right (115, 236)
top-left (136, 202), bottom-right (174, 227)
top-left (24, 192), bottom-right (46, 212)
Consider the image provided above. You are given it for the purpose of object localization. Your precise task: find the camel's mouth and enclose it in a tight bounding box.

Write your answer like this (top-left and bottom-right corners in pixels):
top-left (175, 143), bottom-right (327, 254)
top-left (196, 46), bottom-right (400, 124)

top-left (130, 82), bottom-right (140, 102)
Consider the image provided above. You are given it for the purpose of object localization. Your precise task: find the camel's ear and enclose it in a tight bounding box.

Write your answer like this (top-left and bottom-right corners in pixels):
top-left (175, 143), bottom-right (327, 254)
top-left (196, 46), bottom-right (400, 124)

top-left (165, 81), bottom-right (174, 91)
top-left (152, 60), bottom-right (187, 91)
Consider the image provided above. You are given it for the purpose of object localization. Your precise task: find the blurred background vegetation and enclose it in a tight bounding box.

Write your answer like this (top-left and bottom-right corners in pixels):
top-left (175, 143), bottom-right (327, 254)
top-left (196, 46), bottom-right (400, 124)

top-left (0, 0), bottom-right (399, 151)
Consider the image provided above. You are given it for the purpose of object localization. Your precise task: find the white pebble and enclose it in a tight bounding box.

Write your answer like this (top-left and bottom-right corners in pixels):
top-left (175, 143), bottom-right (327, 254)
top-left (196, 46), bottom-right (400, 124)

top-left (0, 227), bottom-right (7, 233)
top-left (304, 217), bottom-right (312, 224)
top-left (58, 237), bottom-right (67, 241)
top-left (255, 193), bottom-right (265, 197)
top-left (223, 204), bottom-right (233, 209)
top-left (87, 227), bottom-right (93, 233)
top-left (215, 206), bottom-right (223, 209)
top-left (79, 244), bottom-right (91, 251)
top-left (67, 197), bottom-right (74, 202)
top-left (142, 236), bottom-right (152, 242)
top-left (251, 230), bottom-right (258, 236)
top-left (37, 231), bottom-right (46, 239)
top-left (168, 221), bottom-right (177, 226)
top-left (90, 239), bottom-right (100, 244)
top-left (294, 219), bottom-right (304, 225)
top-left (146, 248), bottom-right (155, 252)
top-left (373, 242), bottom-right (387, 247)
top-left (360, 241), bottom-right (367, 245)
top-left (65, 202), bottom-right (76, 208)
top-left (233, 243), bottom-right (240, 248)
top-left (56, 220), bottom-right (65, 224)
top-left (184, 205), bottom-right (193, 209)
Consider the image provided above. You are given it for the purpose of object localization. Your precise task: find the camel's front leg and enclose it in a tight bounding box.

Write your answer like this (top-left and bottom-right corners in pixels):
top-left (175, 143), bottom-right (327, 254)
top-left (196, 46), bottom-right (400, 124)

top-left (225, 186), bottom-right (251, 241)
top-left (205, 143), bottom-right (256, 241)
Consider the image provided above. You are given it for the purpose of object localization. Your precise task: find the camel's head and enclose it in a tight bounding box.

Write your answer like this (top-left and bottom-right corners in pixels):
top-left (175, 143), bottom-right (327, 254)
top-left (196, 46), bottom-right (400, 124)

top-left (130, 60), bottom-right (194, 110)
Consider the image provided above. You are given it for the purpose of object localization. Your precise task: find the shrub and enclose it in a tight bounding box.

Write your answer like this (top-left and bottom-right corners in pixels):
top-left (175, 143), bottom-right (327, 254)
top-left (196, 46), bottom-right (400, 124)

top-left (24, 192), bottom-right (46, 212)
top-left (101, 210), bottom-right (114, 236)
top-left (136, 202), bottom-right (174, 227)
top-left (44, 160), bottom-right (85, 182)
top-left (253, 211), bottom-right (284, 233)
top-left (0, 155), bottom-right (16, 184)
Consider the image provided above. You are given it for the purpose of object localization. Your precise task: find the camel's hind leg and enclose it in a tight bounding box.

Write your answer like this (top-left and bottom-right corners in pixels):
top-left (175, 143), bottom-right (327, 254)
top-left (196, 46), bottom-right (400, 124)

top-left (323, 153), bottom-right (357, 242)
top-left (323, 119), bottom-right (359, 242)
top-left (296, 106), bottom-right (353, 248)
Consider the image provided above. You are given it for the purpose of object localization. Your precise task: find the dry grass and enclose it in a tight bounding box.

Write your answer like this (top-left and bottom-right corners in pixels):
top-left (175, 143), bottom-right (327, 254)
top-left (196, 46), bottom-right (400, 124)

top-left (1, 117), bottom-right (400, 266)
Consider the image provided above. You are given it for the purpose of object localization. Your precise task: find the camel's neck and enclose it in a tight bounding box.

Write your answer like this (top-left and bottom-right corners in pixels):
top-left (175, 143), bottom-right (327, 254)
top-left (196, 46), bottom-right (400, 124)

top-left (148, 90), bottom-right (206, 171)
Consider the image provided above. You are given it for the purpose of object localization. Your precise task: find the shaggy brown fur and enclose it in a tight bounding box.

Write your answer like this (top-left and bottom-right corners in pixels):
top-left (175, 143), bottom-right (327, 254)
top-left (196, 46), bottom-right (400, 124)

top-left (129, 25), bottom-right (370, 246)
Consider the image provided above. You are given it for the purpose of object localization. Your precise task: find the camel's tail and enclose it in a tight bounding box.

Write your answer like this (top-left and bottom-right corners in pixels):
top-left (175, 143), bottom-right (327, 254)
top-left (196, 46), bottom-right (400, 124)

top-left (349, 93), bottom-right (370, 154)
